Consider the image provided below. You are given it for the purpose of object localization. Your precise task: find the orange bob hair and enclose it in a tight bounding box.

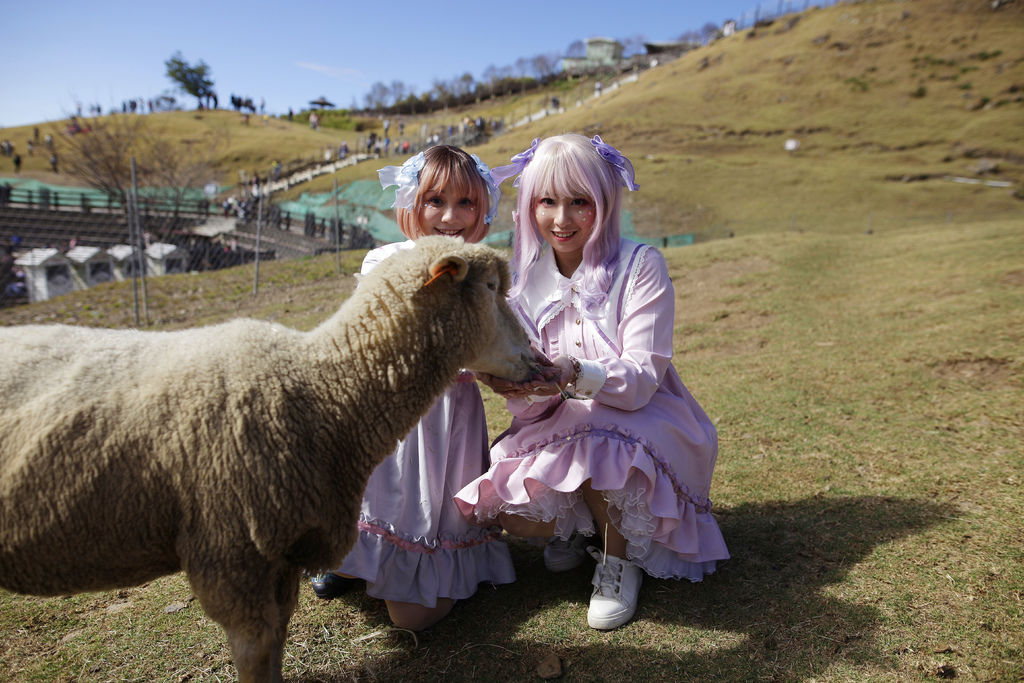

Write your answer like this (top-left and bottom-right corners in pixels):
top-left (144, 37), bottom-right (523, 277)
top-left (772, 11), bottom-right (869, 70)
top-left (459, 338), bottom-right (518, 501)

top-left (396, 145), bottom-right (490, 243)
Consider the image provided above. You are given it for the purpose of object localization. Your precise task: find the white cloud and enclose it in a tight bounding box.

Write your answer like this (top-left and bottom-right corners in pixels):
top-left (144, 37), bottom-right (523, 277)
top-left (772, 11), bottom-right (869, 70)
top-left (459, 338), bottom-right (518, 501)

top-left (293, 62), bottom-right (363, 81)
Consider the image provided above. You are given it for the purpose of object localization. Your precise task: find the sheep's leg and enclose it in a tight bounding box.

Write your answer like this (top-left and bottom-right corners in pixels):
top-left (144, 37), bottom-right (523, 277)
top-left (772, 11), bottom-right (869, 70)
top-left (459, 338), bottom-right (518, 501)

top-left (225, 625), bottom-right (282, 683)
top-left (187, 557), bottom-right (298, 683)
top-left (269, 564), bottom-right (301, 678)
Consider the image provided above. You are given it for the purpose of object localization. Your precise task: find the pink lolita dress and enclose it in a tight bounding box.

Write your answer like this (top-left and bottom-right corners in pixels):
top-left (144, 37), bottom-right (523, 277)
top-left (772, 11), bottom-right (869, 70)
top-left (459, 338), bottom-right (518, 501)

top-left (455, 240), bottom-right (729, 580)
top-left (333, 241), bottom-right (515, 606)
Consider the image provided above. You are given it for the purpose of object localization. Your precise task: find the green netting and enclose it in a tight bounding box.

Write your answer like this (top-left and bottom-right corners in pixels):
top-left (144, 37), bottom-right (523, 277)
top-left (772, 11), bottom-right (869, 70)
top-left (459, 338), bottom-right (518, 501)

top-left (135, 186), bottom-right (216, 203)
top-left (0, 176), bottom-right (231, 210)
top-left (365, 212), bottom-right (404, 243)
top-left (277, 180), bottom-right (404, 244)
top-left (276, 196), bottom-right (405, 244)
top-left (0, 176), bottom-right (112, 207)
top-left (620, 210), bottom-right (695, 247)
top-left (0, 175), bottom-right (694, 248)
top-left (338, 180), bottom-right (396, 211)
top-left (481, 229), bottom-right (513, 247)
top-left (290, 191), bottom-right (334, 208)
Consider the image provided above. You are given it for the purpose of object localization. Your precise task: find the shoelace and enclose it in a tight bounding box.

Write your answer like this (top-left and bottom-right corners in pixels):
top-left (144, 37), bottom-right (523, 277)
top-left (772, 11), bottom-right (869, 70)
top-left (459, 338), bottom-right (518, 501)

top-left (594, 558), bottom-right (623, 596)
top-left (549, 537), bottom-right (573, 551)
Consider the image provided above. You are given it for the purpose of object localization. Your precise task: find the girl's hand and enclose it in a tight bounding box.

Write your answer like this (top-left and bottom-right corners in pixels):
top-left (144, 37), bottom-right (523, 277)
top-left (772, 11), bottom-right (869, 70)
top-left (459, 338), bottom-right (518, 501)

top-left (549, 355), bottom-right (580, 394)
top-left (476, 348), bottom-right (555, 397)
top-left (476, 355), bottom-right (577, 399)
top-left (476, 361), bottom-right (560, 398)
top-left (475, 371), bottom-right (527, 396)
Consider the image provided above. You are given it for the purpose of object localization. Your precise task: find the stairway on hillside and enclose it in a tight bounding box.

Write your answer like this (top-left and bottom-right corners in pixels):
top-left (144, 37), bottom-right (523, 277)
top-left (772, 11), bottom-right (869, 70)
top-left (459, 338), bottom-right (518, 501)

top-left (228, 217), bottom-right (334, 259)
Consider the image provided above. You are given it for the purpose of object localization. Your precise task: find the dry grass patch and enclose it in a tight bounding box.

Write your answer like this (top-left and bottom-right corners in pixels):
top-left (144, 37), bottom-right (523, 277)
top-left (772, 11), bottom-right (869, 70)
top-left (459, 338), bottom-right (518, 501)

top-left (2, 216), bottom-right (1021, 680)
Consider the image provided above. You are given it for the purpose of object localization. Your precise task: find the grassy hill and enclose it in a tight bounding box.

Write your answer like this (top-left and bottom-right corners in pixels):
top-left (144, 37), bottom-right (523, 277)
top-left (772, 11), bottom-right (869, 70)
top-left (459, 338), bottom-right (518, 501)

top-left (0, 1), bottom-right (1022, 680)
top-left (3, 0), bottom-right (1021, 242)
top-left (258, 0), bottom-right (1024, 239)
top-left (471, 0), bottom-right (1024, 237)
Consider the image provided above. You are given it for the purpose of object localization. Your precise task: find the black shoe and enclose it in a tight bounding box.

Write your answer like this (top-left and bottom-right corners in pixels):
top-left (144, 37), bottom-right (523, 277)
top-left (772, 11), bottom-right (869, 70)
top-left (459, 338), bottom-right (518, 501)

top-left (310, 572), bottom-right (359, 600)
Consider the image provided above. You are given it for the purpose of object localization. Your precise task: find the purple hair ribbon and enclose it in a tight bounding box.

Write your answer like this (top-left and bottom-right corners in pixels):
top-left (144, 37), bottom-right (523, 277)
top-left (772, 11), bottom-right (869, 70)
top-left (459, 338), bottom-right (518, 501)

top-left (591, 135), bottom-right (639, 191)
top-left (490, 138), bottom-right (539, 187)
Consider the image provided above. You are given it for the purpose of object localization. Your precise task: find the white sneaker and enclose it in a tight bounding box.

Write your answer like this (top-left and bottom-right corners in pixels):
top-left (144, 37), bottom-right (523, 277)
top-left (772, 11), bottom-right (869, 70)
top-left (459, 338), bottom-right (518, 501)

top-left (586, 547), bottom-right (643, 630)
top-left (543, 534), bottom-right (589, 572)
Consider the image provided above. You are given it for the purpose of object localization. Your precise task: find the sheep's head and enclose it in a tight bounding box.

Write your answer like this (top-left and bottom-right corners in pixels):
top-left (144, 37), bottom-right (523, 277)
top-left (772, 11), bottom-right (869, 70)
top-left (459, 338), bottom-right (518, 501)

top-left (417, 238), bottom-right (534, 383)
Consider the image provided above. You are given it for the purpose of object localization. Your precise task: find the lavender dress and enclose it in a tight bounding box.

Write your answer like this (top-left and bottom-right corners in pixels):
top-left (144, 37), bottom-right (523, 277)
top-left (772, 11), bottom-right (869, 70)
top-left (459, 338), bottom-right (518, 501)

top-left (455, 240), bottom-right (729, 580)
top-left (334, 242), bottom-right (515, 606)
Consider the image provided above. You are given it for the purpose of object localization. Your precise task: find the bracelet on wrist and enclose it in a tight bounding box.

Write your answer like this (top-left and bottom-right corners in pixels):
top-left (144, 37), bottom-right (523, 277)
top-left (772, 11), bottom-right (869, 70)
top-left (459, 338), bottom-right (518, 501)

top-left (559, 356), bottom-right (583, 400)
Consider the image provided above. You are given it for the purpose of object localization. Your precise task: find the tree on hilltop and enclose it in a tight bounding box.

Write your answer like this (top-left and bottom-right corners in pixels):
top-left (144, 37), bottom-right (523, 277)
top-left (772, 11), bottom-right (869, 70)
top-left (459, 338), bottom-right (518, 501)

top-left (701, 22), bottom-right (721, 44)
top-left (165, 52), bottom-right (215, 109)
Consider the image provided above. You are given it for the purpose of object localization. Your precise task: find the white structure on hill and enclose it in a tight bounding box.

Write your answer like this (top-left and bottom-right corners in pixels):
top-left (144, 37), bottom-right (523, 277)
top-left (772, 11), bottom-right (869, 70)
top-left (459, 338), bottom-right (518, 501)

top-left (561, 38), bottom-right (625, 74)
top-left (14, 248), bottom-right (73, 303)
top-left (146, 242), bottom-right (187, 275)
top-left (108, 244), bottom-right (144, 280)
top-left (66, 246), bottom-right (115, 289)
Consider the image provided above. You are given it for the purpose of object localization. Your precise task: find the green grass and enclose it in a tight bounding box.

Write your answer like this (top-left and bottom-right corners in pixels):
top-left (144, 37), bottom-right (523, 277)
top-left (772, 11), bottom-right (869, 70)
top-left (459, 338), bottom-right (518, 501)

top-left (1, 214), bottom-right (1021, 681)
top-left (1, 0), bottom-right (1022, 678)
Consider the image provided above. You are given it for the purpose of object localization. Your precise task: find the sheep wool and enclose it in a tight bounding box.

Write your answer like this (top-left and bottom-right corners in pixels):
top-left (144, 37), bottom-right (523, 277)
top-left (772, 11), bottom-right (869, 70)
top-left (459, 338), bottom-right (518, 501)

top-left (0, 235), bottom-right (534, 683)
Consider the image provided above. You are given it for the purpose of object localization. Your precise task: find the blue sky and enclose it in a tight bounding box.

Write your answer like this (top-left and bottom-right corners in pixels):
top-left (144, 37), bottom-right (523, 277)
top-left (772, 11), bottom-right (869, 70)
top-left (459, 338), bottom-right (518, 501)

top-left (2, 0), bottom-right (764, 128)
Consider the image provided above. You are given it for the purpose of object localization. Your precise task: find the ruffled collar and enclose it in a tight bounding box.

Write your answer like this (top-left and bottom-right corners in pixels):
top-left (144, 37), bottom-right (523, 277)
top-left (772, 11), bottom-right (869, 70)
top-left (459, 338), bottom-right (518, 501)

top-left (515, 246), bottom-right (584, 334)
top-left (512, 239), bottom-right (649, 353)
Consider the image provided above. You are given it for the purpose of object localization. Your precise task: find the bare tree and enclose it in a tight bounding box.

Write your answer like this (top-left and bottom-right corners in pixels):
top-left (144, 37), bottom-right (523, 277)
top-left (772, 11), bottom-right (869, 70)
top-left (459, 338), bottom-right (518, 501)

top-left (701, 22), bottom-right (721, 44)
top-left (389, 80), bottom-right (408, 106)
top-left (454, 72), bottom-right (476, 99)
top-left (482, 65), bottom-right (499, 97)
top-left (514, 57), bottom-right (530, 78)
top-left (58, 115), bottom-right (224, 221)
top-left (514, 57), bottom-right (531, 93)
top-left (531, 53), bottom-right (559, 80)
top-left (498, 65), bottom-right (515, 95)
top-left (677, 30), bottom-right (702, 44)
top-left (431, 78), bottom-right (452, 107)
top-left (58, 115), bottom-right (147, 210)
top-left (141, 125), bottom-right (228, 218)
top-left (364, 81), bottom-right (390, 111)
top-left (566, 40), bottom-right (585, 58)
top-left (621, 34), bottom-right (648, 57)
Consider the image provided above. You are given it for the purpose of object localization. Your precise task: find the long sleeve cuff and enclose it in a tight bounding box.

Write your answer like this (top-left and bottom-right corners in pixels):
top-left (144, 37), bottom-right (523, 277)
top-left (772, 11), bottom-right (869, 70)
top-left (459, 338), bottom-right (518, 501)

top-left (571, 357), bottom-right (606, 399)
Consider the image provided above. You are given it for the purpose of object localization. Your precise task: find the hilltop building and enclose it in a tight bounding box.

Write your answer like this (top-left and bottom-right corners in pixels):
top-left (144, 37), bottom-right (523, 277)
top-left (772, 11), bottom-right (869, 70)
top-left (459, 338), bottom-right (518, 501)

top-left (561, 33), bottom-right (707, 76)
top-left (561, 38), bottom-right (625, 75)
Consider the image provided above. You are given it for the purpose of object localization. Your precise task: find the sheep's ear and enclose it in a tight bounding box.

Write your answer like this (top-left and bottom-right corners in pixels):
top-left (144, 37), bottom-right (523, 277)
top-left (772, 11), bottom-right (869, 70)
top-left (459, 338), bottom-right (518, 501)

top-left (425, 255), bottom-right (469, 286)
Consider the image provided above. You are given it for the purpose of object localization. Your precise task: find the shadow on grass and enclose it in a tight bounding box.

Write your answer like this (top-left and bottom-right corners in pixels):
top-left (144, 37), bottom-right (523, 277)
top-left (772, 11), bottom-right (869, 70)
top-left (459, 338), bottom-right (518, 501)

top-left (309, 494), bottom-right (944, 681)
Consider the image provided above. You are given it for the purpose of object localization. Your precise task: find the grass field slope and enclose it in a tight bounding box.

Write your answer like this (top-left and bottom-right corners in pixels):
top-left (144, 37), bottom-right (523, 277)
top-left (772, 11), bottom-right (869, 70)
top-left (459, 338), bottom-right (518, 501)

top-left (264, 0), bottom-right (1024, 241)
top-left (2, 0), bottom-right (1021, 243)
top-left (0, 0), bottom-right (1022, 680)
top-left (463, 0), bottom-right (1024, 238)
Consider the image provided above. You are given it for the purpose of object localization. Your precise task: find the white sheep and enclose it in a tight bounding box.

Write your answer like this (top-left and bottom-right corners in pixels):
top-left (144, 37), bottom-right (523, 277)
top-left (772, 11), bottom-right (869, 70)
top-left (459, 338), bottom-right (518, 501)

top-left (0, 236), bottom-right (535, 683)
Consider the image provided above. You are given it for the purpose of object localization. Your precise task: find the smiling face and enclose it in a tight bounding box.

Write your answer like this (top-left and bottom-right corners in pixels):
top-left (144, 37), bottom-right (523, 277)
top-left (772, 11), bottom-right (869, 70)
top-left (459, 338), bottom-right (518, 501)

top-left (533, 192), bottom-right (597, 276)
top-left (420, 187), bottom-right (480, 239)
top-left (397, 145), bottom-right (490, 243)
